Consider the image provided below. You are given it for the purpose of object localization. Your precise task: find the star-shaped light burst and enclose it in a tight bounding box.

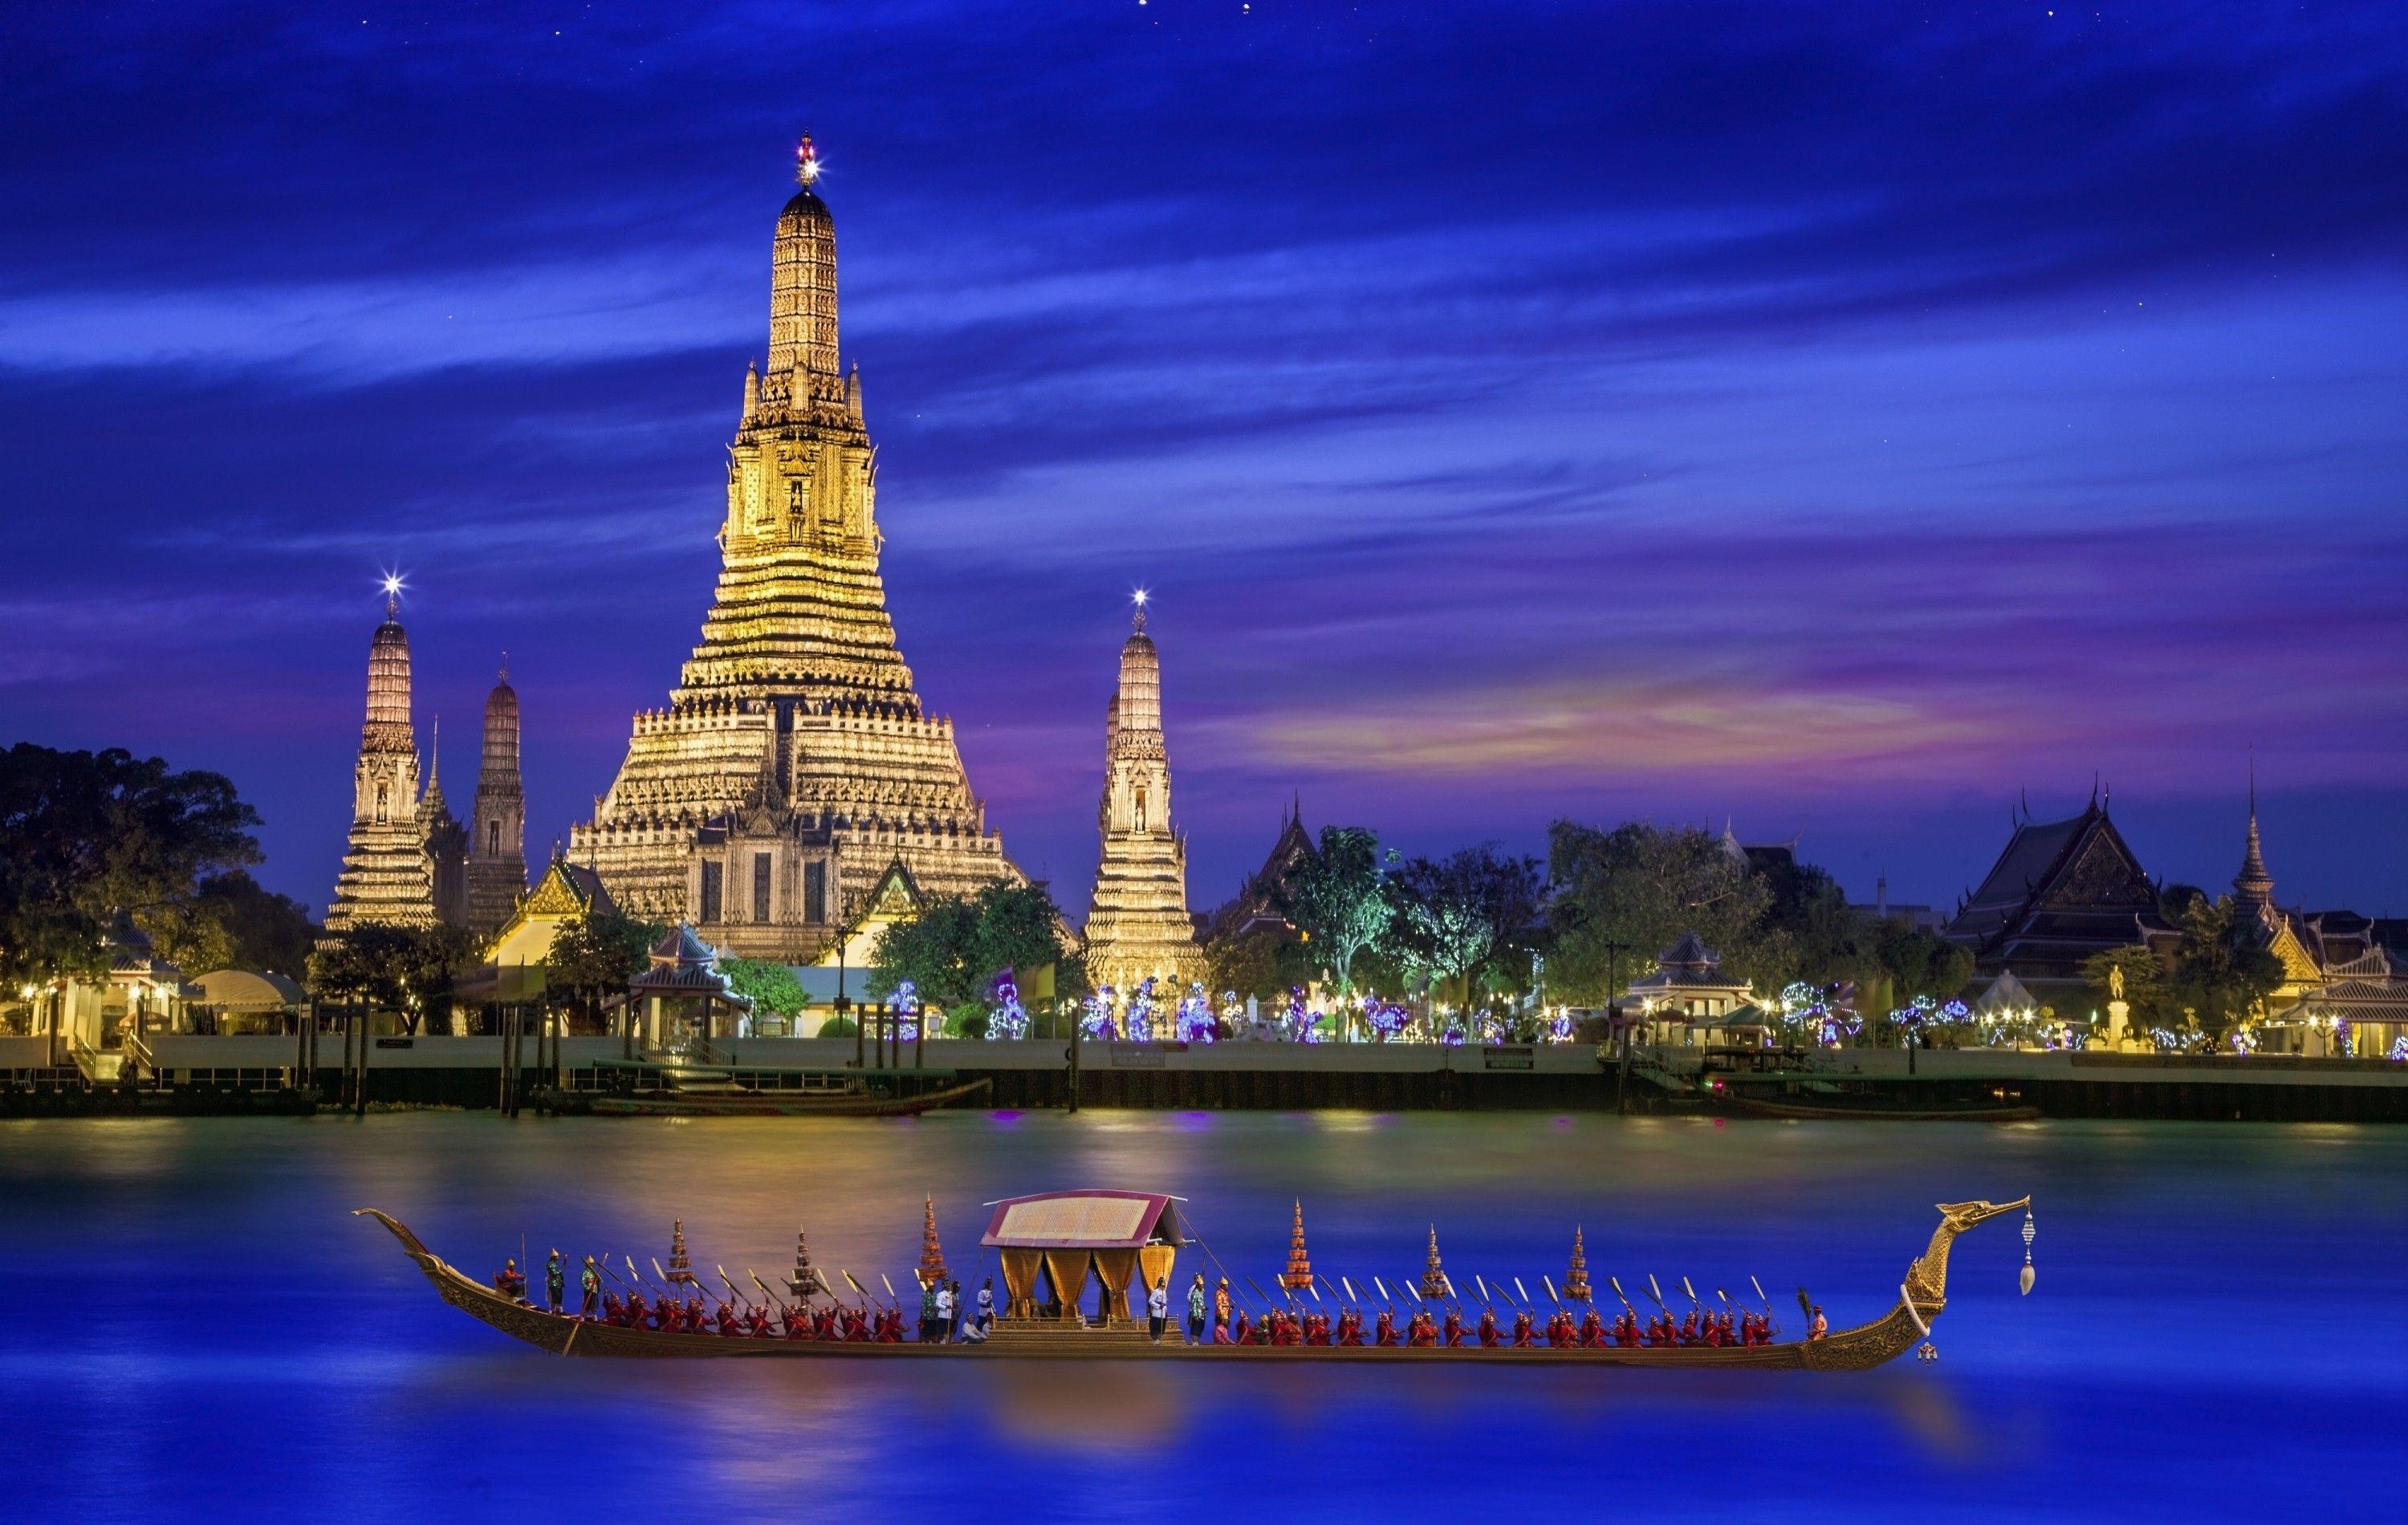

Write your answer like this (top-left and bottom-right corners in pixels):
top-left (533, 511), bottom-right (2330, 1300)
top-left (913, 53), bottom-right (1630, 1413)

top-left (378, 569), bottom-right (407, 617)
top-left (1131, 585), bottom-right (1150, 628)
top-left (795, 131), bottom-right (823, 187)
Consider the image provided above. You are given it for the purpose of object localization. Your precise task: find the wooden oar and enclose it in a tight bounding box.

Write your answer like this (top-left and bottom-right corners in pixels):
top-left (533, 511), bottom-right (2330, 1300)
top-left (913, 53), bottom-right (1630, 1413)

top-left (1681, 1275), bottom-right (1702, 1311)
top-left (717, 1266), bottom-right (754, 1311)
top-left (1340, 1275), bottom-right (1358, 1304)
top-left (1543, 1274), bottom-right (1564, 1310)
top-left (1647, 1274), bottom-right (1667, 1309)
top-left (749, 1269), bottom-right (792, 1315)
top-left (1606, 1275), bottom-right (1637, 1314)
top-left (881, 1272), bottom-right (900, 1309)
top-left (1751, 1275), bottom-right (1773, 1316)
top-left (1514, 1276), bottom-right (1532, 1310)
top-left (1473, 1274), bottom-right (1497, 1311)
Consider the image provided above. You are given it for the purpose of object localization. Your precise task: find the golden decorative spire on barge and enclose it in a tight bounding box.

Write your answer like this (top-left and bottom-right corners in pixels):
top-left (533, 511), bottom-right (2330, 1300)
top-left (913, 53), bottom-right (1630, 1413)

top-left (1419, 1226), bottom-right (1451, 1299)
top-left (1564, 1226), bottom-right (1592, 1302)
top-left (1279, 1200), bottom-right (1316, 1291)
top-left (917, 1196), bottom-right (949, 1288)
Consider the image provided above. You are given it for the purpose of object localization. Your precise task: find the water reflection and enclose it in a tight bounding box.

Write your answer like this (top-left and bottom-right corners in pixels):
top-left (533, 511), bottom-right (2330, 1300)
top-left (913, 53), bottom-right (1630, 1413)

top-left (2, 1112), bottom-right (2402, 1523)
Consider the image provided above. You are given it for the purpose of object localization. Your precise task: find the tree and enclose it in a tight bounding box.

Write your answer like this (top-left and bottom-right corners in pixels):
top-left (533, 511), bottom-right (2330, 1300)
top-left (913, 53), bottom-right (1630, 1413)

top-left (0, 743), bottom-right (262, 984)
top-left (1279, 826), bottom-right (1393, 993)
top-left (2168, 896), bottom-right (2286, 1037)
top-left (869, 880), bottom-right (1068, 1015)
top-left (1869, 919), bottom-right (1974, 1003)
top-left (544, 910), bottom-right (660, 1020)
top-left (145, 870), bottom-right (318, 978)
top-left (1381, 845), bottom-right (1546, 1011)
top-left (1204, 921), bottom-right (1308, 1003)
top-left (2081, 945), bottom-right (2172, 1027)
top-left (720, 957), bottom-right (807, 1019)
top-left (307, 922), bottom-right (477, 1034)
top-left (1546, 822), bottom-right (1785, 1002)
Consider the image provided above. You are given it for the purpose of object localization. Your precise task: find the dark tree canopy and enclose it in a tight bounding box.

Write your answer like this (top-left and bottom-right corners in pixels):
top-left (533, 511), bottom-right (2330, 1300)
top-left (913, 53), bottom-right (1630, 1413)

top-left (1381, 844), bottom-right (1546, 1008)
top-left (145, 870), bottom-right (318, 979)
top-left (0, 743), bottom-right (262, 984)
top-left (543, 910), bottom-right (661, 1017)
top-left (1547, 821), bottom-right (1783, 1001)
top-left (870, 880), bottom-right (1068, 1013)
top-left (307, 922), bottom-right (477, 1034)
top-left (1279, 825), bottom-right (1392, 993)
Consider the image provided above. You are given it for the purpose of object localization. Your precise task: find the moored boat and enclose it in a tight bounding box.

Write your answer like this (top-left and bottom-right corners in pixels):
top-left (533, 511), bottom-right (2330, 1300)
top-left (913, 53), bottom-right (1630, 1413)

top-left (355, 1191), bottom-right (2031, 1369)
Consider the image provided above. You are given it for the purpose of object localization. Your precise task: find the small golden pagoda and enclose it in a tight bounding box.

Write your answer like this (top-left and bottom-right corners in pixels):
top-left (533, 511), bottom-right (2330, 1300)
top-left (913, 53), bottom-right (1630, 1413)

top-left (787, 1226), bottom-right (823, 1301)
top-left (666, 1221), bottom-right (696, 1288)
top-left (1565, 1226), bottom-right (1592, 1302)
top-left (1418, 1226), bottom-right (1450, 1299)
top-left (917, 1196), bottom-right (949, 1288)
top-left (1279, 1200), bottom-right (1315, 1291)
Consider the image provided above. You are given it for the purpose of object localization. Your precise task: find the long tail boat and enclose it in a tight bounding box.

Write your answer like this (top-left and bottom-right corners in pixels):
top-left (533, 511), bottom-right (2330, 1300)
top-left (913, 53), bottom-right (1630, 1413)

top-left (355, 1192), bottom-right (2029, 1370)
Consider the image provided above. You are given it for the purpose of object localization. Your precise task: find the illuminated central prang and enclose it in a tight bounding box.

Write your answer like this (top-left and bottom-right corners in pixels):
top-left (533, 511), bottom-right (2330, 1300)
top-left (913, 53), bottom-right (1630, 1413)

top-left (570, 137), bottom-right (1015, 960)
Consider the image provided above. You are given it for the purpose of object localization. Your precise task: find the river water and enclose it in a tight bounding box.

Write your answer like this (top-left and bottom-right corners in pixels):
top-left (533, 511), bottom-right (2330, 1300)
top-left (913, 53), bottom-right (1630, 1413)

top-left (1, 1111), bottom-right (2398, 1522)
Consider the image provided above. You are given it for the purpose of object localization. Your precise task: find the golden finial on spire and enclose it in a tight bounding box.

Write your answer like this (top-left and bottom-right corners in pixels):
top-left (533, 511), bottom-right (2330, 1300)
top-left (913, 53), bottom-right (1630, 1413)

top-left (1131, 586), bottom-right (1149, 632)
top-left (795, 130), bottom-right (822, 187)
top-left (379, 570), bottom-right (405, 619)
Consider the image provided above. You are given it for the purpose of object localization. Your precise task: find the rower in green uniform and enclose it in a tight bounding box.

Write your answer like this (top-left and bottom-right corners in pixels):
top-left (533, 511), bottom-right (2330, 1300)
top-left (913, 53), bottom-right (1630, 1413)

top-left (545, 1249), bottom-right (565, 1313)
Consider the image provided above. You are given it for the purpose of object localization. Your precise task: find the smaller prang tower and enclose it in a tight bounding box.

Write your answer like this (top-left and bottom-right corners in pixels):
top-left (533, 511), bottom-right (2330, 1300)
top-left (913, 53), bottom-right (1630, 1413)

top-left (1081, 592), bottom-right (1206, 991)
top-left (467, 661), bottom-right (529, 937)
top-left (325, 582), bottom-right (436, 932)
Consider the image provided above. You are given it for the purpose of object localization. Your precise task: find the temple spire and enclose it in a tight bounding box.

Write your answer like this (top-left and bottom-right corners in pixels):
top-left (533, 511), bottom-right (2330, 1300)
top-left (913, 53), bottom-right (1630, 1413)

top-left (2235, 757), bottom-right (2274, 909)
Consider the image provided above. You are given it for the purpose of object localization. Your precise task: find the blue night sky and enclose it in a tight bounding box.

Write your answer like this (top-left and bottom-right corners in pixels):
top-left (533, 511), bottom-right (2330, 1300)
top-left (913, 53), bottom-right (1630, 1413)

top-left (4, 2), bottom-right (2406, 921)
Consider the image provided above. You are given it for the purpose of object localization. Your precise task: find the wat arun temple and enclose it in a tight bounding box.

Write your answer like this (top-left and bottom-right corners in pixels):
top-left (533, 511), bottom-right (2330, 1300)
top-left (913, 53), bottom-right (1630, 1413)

top-left (565, 136), bottom-right (1016, 961)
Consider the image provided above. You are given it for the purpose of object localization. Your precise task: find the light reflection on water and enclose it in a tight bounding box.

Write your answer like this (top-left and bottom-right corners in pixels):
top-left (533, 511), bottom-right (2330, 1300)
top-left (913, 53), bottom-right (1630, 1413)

top-left (1, 1112), bottom-right (2400, 1522)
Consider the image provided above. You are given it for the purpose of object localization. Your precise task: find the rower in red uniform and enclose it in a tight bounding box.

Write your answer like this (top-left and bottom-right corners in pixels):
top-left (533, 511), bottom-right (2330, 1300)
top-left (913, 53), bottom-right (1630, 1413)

top-left (1442, 1307), bottom-right (1465, 1347)
top-left (1613, 1310), bottom-right (1641, 1347)
top-left (814, 1305), bottom-right (840, 1340)
top-left (1476, 1307), bottom-right (1500, 1347)
top-left (713, 1302), bottom-right (743, 1337)
top-left (1373, 1310), bottom-right (1399, 1347)
top-left (1678, 1310), bottom-right (1701, 1346)
top-left (841, 1306), bottom-right (870, 1342)
top-left (1648, 1312), bottom-right (1674, 1347)
top-left (1406, 1311), bottom-right (1437, 1348)
top-left (1231, 1308), bottom-right (1254, 1345)
top-left (1510, 1309), bottom-right (1536, 1348)
top-left (1578, 1309), bottom-right (1606, 1348)
top-left (494, 1259), bottom-right (528, 1301)
top-left (1337, 1310), bottom-right (1365, 1346)
top-left (1717, 1311), bottom-right (1737, 1347)
top-left (783, 1306), bottom-right (809, 1340)
top-left (686, 1295), bottom-right (707, 1331)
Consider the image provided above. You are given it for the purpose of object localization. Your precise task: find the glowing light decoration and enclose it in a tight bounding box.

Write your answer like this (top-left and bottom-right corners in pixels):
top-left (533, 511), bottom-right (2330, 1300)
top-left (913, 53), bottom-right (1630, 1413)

top-left (1440, 1020), bottom-right (1466, 1047)
top-left (1176, 982), bottom-right (1216, 1044)
top-left (2333, 1016), bottom-right (2353, 1058)
top-left (1546, 1011), bottom-right (1574, 1043)
top-left (1081, 986), bottom-right (1117, 1041)
top-left (2390, 1035), bottom-right (2408, 1063)
top-left (1125, 977), bottom-right (1158, 1043)
top-left (795, 131), bottom-right (823, 185)
top-left (1281, 986), bottom-right (1320, 1043)
top-left (2229, 1026), bottom-right (2258, 1055)
top-left (1366, 997), bottom-right (1411, 1041)
top-left (986, 969), bottom-right (1028, 1042)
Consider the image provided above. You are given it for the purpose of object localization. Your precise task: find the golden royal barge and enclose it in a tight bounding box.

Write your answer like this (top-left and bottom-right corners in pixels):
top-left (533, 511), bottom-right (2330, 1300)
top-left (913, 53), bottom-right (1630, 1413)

top-left (357, 1190), bottom-right (2032, 1371)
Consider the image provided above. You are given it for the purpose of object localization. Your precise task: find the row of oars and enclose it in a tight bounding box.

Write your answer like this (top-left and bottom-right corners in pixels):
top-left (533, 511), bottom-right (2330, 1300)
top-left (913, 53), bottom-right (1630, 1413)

top-left (1219, 1264), bottom-right (1788, 1332)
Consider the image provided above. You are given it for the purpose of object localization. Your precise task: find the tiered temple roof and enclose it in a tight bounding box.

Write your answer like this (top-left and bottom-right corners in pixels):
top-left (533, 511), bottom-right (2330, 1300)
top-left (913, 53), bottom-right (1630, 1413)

top-left (1942, 795), bottom-right (2169, 1003)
